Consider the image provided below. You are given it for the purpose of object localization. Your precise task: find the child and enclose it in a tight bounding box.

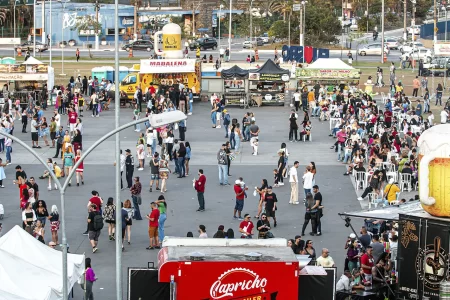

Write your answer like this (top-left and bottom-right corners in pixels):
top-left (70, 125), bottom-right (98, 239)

top-left (273, 169), bottom-right (279, 187)
top-left (238, 177), bottom-right (247, 198)
top-left (78, 95), bottom-right (85, 117)
top-left (251, 138), bottom-right (259, 155)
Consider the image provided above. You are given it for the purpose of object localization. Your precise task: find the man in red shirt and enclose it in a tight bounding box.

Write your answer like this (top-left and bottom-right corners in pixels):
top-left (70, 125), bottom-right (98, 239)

top-left (83, 190), bottom-right (103, 235)
top-left (239, 214), bottom-right (254, 238)
top-left (146, 202), bottom-right (160, 250)
top-left (148, 84), bottom-right (156, 95)
top-left (194, 169), bottom-right (206, 212)
top-left (233, 179), bottom-right (247, 220)
top-left (67, 107), bottom-right (78, 136)
top-left (383, 109), bottom-right (392, 128)
top-left (360, 246), bottom-right (374, 282)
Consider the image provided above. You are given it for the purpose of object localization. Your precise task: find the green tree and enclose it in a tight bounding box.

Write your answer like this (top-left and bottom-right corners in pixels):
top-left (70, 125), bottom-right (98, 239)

top-left (304, 2), bottom-right (341, 45)
top-left (72, 15), bottom-right (101, 58)
top-left (268, 19), bottom-right (289, 38)
top-left (415, 0), bottom-right (433, 18)
top-left (357, 15), bottom-right (378, 32)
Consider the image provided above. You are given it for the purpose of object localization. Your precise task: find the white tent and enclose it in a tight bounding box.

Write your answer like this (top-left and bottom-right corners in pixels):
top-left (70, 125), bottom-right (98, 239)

top-left (307, 58), bottom-right (355, 70)
top-left (0, 226), bottom-right (85, 300)
top-left (21, 56), bottom-right (44, 65)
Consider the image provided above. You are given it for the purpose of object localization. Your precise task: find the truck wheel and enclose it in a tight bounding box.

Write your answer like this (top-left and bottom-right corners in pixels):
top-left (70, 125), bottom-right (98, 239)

top-left (212, 45), bottom-right (217, 50)
top-left (147, 47), bottom-right (151, 52)
top-left (126, 47), bottom-right (130, 52)
top-left (200, 46), bottom-right (205, 51)
top-left (360, 51), bottom-right (366, 56)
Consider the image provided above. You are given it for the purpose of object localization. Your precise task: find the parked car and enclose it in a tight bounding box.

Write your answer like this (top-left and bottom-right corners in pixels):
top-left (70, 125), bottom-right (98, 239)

top-left (189, 37), bottom-right (217, 50)
top-left (407, 25), bottom-right (421, 35)
top-left (259, 36), bottom-right (269, 43)
top-left (358, 43), bottom-right (390, 56)
top-left (15, 41), bottom-right (48, 53)
top-left (385, 38), bottom-right (400, 50)
top-left (399, 41), bottom-right (425, 54)
top-left (121, 40), bottom-right (154, 52)
top-left (243, 40), bottom-right (254, 48)
top-left (423, 57), bottom-right (450, 76)
top-left (401, 47), bottom-right (432, 62)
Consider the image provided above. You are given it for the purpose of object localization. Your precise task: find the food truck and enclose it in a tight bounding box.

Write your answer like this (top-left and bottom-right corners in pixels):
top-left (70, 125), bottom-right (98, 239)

top-left (119, 59), bottom-right (201, 99)
top-left (158, 238), bottom-right (299, 300)
top-left (0, 57), bottom-right (53, 106)
top-left (127, 237), bottom-right (339, 300)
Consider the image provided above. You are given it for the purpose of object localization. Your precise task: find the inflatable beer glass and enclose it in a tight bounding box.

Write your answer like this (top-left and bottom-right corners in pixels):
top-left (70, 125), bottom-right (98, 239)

top-left (154, 23), bottom-right (183, 59)
top-left (418, 124), bottom-right (450, 217)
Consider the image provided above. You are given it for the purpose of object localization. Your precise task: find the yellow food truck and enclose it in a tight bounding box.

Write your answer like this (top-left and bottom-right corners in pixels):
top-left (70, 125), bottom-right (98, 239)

top-left (120, 58), bottom-right (201, 99)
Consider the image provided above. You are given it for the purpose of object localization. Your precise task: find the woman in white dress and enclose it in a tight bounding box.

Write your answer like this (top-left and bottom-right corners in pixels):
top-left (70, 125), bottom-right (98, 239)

top-left (136, 139), bottom-right (145, 171)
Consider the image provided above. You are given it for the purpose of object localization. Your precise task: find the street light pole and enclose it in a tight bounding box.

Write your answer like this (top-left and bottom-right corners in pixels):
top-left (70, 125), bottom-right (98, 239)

top-left (381, 0), bottom-right (384, 63)
top-left (403, 0), bottom-right (407, 41)
top-left (446, 9), bottom-right (448, 42)
top-left (228, 0), bottom-right (232, 60)
top-left (218, 5), bottom-right (223, 50)
top-left (299, 5), bottom-right (302, 47)
top-left (49, 0), bottom-right (52, 68)
top-left (94, 0), bottom-right (100, 50)
top-left (33, 0), bottom-right (36, 56)
top-left (366, 0), bottom-right (368, 33)
top-left (288, 12), bottom-right (291, 47)
top-left (250, 0), bottom-right (253, 44)
top-left (434, 0), bottom-right (437, 43)
top-left (59, 0), bottom-right (69, 76)
top-left (114, 0), bottom-right (121, 296)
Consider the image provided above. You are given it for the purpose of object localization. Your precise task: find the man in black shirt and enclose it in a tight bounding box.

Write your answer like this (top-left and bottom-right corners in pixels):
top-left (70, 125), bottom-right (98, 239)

top-left (87, 204), bottom-right (101, 253)
top-left (125, 149), bottom-right (134, 189)
top-left (313, 185), bottom-right (323, 235)
top-left (294, 235), bottom-right (305, 254)
top-left (15, 165), bottom-right (27, 183)
top-left (27, 177), bottom-right (39, 201)
top-left (264, 186), bottom-right (278, 227)
top-left (149, 153), bottom-right (160, 192)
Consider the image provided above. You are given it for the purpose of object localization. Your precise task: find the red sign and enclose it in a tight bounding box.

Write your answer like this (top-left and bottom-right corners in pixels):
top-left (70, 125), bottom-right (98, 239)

top-left (159, 260), bottom-right (298, 300)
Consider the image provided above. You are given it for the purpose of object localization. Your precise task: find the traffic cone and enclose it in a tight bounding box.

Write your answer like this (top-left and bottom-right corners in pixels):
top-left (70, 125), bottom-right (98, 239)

top-left (17, 48), bottom-right (22, 57)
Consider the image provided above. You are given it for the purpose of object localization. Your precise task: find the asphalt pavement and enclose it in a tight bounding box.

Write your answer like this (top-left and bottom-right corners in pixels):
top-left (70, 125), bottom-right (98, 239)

top-left (0, 102), bottom-right (364, 299)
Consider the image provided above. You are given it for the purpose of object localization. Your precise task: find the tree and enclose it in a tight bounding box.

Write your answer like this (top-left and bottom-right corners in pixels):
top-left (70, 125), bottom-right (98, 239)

top-left (72, 15), bottom-right (101, 58)
top-left (270, 0), bottom-right (294, 21)
top-left (304, 2), bottom-right (341, 45)
top-left (268, 19), bottom-right (289, 39)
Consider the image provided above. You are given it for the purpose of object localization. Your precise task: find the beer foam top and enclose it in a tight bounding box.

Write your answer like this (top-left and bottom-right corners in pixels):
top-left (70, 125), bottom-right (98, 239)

top-left (418, 124), bottom-right (450, 157)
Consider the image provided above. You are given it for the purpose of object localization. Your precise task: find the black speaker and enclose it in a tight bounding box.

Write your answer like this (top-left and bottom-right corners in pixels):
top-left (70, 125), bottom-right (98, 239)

top-left (127, 268), bottom-right (170, 300)
top-left (298, 267), bottom-right (336, 300)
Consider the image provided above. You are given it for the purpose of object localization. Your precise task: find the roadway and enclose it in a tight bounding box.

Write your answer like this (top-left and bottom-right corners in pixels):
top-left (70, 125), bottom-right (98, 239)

top-left (0, 28), bottom-right (408, 63)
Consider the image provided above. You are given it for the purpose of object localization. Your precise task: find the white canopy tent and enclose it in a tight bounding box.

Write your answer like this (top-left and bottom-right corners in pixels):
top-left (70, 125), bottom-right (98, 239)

top-left (307, 58), bottom-right (355, 70)
top-left (21, 56), bottom-right (45, 65)
top-left (0, 226), bottom-right (85, 300)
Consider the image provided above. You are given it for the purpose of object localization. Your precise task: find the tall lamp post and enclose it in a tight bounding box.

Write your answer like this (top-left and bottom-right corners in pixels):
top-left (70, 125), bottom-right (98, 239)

top-left (381, 0), bottom-right (384, 63)
top-left (228, 0), bottom-right (232, 60)
top-left (49, 0), bottom-right (52, 68)
top-left (249, 0), bottom-right (253, 44)
top-left (218, 4), bottom-right (223, 50)
top-left (59, 0), bottom-right (70, 76)
top-left (94, 0), bottom-right (100, 50)
top-left (33, 0), bottom-right (36, 56)
top-left (443, 6), bottom-right (448, 41)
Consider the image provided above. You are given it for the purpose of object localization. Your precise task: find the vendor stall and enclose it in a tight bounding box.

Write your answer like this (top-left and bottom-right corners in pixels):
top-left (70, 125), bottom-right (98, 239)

top-left (120, 59), bottom-right (201, 99)
top-left (0, 56), bottom-right (52, 106)
top-left (221, 65), bottom-right (248, 106)
top-left (295, 58), bottom-right (360, 96)
top-left (248, 59), bottom-right (290, 106)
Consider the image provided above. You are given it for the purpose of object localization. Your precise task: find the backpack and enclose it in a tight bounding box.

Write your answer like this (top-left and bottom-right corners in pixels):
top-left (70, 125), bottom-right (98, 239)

top-left (224, 114), bottom-right (231, 125)
top-left (93, 212), bottom-right (104, 231)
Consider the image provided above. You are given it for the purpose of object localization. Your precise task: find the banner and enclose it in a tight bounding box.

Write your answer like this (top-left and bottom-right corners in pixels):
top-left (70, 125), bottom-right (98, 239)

top-left (296, 68), bottom-right (361, 79)
top-left (248, 73), bottom-right (289, 81)
top-left (398, 216), bottom-right (421, 299)
top-left (0, 73), bottom-right (48, 81)
top-left (398, 215), bottom-right (450, 300)
top-left (140, 59), bottom-right (196, 74)
top-left (434, 42), bottom-right (450, 57)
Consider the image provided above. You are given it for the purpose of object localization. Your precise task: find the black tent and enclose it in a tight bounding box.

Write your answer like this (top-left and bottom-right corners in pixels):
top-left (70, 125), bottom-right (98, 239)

top-left (250, 59), bottom-right (289, 76)
top-left (221, 65), bottom-right (249, 79)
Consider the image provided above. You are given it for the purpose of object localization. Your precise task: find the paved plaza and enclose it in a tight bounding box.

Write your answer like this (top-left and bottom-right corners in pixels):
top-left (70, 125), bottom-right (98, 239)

top-left (1, 102), bottom-right (374, 299)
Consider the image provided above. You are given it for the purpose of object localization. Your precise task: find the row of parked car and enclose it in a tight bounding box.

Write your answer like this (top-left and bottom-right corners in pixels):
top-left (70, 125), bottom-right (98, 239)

top-left (358, 36), bottom-right (432, 61)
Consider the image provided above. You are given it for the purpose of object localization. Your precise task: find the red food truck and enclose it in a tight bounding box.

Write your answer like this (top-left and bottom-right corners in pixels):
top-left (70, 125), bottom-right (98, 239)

top-left (158, 238), bottom-right (300, 300)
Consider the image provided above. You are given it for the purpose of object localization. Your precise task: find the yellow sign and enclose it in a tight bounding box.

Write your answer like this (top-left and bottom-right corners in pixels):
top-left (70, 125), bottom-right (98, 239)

top-left (163, 34), bottom-right (181, 51)
top-left (296, 68), bottom-right (361, 79)
top-left (435, 27), bottom-right (439, 33)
